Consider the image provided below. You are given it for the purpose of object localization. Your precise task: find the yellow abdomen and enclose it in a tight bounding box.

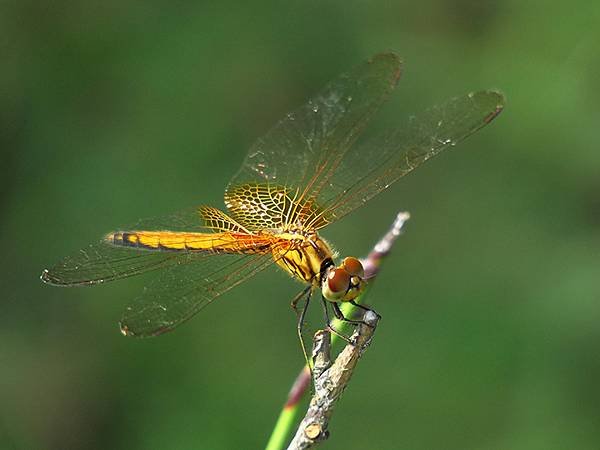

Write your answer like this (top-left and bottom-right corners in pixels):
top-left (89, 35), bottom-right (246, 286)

top-left (106, 231), bottom-right (271, 254)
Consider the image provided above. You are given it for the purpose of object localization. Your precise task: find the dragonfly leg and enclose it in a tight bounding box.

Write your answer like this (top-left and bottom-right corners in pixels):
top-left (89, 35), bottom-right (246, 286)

top-left (293, 286), bottom-right (313, 367)
top-left (320, 298), bottom-right (355, 344)
top-left (291, 286), bottom-right (311, 311)
top-left (348, 300), bottom-right (381, 325)
top-left (332, 302), bottom-right (368, 326)
top-left (327, 301), bottom-right (380, 341)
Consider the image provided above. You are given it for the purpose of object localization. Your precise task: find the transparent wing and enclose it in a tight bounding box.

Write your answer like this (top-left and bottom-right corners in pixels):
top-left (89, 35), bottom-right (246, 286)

top-left (41, 241), bottom-right (191, 286)
top-left (306, 90), bottom-right (505, 227)
top-left (119, 250), bottom-right (280, 337)
top-left (226, 52), bottom-right (504, 231)
top-left (226, 52), bottom-right (402, 229)
top-left (41, 206), bottom-right (253, 286)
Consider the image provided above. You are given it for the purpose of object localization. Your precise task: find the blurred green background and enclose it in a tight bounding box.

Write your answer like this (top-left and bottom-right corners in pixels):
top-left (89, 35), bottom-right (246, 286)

top-left (3, 1), bottom-right (600, 449)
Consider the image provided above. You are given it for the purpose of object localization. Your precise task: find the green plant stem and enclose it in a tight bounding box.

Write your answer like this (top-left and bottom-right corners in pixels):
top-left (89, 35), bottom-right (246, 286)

top-left (265, 404), bottom-right (301, 450)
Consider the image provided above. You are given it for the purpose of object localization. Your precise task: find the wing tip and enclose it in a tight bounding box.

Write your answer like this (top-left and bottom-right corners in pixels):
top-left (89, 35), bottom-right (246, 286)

top-left (369, 51), bottom-right (403, 86)
top-left (40, 268), bottom-right (54, 284)
top-left (486, 90), bottom-right (506, 123)
top-left (119, 320), bottom-right (172, 338)
top-left (467, 89), bottom-right (506, 124)
top-left (469, 89), bottom-right (506, 106)
top-left (119, 323), bottom-right (135, 337)
top-left (370, 51), bottom-right (402, 64)
top-left (40, 268), bottom-right (66, 286)
top-left (40, 267), bottom-right (106, 287)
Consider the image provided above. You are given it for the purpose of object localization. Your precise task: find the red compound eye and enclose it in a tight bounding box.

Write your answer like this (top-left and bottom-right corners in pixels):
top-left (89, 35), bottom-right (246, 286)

top-left (327, 268), bottom-right (350, 295)
top-left (341, 257), bottom-right (364, 278)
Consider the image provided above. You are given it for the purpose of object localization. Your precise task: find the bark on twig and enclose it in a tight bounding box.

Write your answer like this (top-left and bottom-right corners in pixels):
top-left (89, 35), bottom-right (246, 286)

top-left (362, 211), bottom-right (411, 279)
top-left (286, 310), bottom-right (380, 450)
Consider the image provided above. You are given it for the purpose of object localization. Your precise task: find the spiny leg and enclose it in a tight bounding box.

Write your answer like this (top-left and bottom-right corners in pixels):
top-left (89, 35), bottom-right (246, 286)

top-left (349, 300), bottom-right (381, 323)
top-left (332, 302), bottom-right (368, 326)
top-left (291, 286), bottom-right (313, 367)
top-left (320, 298), bottom-right (356, 344)
top-left (290, 286), bottom-right (311, 312)
top-left (328, 301), bottom-right (380, 341)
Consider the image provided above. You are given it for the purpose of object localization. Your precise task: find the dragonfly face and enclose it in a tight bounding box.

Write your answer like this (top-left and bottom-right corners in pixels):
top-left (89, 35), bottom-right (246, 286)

top-left (322, 257), bottom-right (366, 303)
top-left (41, 52), bottom-right (504, 338)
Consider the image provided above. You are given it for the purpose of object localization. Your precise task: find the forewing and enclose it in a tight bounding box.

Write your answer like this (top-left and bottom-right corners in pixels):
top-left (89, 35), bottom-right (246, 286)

top-left (224, 183), bottom-right (329, 231)
top-left (226, 52), bottom-right (402, 229)
top-left (304, 90), bottom-right (506, 228)
top-left (41, 241), bottom-right (190, 286)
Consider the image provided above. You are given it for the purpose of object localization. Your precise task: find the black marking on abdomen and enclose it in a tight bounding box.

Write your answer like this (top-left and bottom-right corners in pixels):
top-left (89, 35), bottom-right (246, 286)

top-left (120, 232), bottom-right (134, 246)
top-left (110, 232), bottom-right (147, 249)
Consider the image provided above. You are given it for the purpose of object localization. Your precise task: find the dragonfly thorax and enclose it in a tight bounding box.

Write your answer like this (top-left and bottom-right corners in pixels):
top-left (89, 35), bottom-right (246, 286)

top-left (272, 233), bottom-right (334, 284)
top-left (271, 231), bottom-right (366, 303)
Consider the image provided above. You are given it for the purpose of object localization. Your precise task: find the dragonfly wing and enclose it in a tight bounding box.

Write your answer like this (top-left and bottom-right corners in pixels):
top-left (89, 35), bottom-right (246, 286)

top-left (119, 250), bottom-right (281, 337)
top-left (306, 90), bottom-right (505, 226)
top-left (226, 52), bottom-right (402, 229)
top-left (41, 240), bottom-right (191, 286)
top-left (41, 206), bottom-right (248, 286)
top-left (224, 183), bottom-right (330, 230)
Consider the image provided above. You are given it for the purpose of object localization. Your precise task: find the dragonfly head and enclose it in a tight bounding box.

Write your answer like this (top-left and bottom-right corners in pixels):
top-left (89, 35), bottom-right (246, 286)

top-left (322, 257), bottom-right (365, 302)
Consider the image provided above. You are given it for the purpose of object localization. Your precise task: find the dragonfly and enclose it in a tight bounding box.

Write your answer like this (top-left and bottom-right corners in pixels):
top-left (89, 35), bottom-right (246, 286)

top-left (41, 52), bottom-right (504, 342)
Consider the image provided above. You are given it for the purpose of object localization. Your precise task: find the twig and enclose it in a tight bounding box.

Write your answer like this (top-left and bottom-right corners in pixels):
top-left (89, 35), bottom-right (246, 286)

top-left (362, 211), bottom-right (411, 279)
top-left (264, 212), bottom-right (410, 450)
top-left (286, 310), bottom-right (380, 449)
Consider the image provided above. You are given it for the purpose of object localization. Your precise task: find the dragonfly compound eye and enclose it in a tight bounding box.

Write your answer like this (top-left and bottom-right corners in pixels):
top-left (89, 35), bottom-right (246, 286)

top-left (323, 268), bottom-right (351, 301)
top-left (341, 257), bottom-right (365, 278)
